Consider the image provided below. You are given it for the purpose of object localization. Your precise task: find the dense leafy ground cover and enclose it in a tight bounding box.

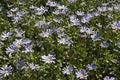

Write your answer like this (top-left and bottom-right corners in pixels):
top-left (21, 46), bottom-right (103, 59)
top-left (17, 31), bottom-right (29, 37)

top-left (0, 0), bottom-right (120, 80)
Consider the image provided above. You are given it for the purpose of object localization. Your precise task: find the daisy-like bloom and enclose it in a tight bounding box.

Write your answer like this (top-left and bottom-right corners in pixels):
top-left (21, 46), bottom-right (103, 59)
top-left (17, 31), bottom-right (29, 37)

top-left (62, 66), bottom-right (73, 75)
top-left (28, 63), bottom-right (40, 70)
top-left (81, 16), bottom-right (90, 23)
top-left (22, 44), bottom-right (33, 53)
top-left (22, 39), bottom-right (31, 45)
top-left (46, 0), bottom-right (59, 7)
top-left (86, 63), bottom-right (96, 70)
top-left (76, 11), bottom-right (84, 16)
top-left (13, 39), bottom-right (23, 48)
top-left (15, 28), bottom-right (25, 37)
top-left (91, 33), bottom-right (101, 41)
top-left (100, 41), bottom-right (109, 48)
top-left (70, 18), bottom-right (80, 26)
top-left (53, 10), bottom-right (61, 15)
top-left (79, 26), bottom-right (88, 33)
top-left (41, 54), bottom-right (56, 63)
top-left (0, 65), bottom-right (12, 77)
top-left (103, 76), bottom-right (115, 80)
top-left (86, 13), bottom-right (94, 19)
top-left (58, 37), bottom-right (69, 45)
top-left (39, 29), bottom-right (53, 38)
top-left (94, 11), bottom-right (101, 17)
top-left (75, 70), bottom-right (88, 79)
top-left (111, 21), bottom-right (120, 30)
top-left (34, 6), bottom-right (48, 15)
top-left (16, 11), bottom-right (28, 17)
top-left (16, 61), bottom-right (26, 71)
top-left (12, 15), bottom-right (22, 24)
top-left (69, 15), bottom-right (80, 26)
top-left (57, 5), bottom-right (68, 10)
top-left (35, 20), bottom-right (46, 28)
top-left (0, 31), bottom-right (12, 41)
top-left (114, 4), bottom-right (120, 11)
top-left (6, 44), bottom-right (18, 55)
top-left (86, 28), bottom-right (95, 35)
top-left (98, 6), bottom-right (108, 12)
top-left (7, 11), bottom-right (14, 17)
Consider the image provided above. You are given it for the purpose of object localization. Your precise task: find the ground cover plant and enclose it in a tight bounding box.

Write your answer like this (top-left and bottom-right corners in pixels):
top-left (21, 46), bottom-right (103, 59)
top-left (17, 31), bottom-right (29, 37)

top-left (0, 0), bottom-right (120, 80)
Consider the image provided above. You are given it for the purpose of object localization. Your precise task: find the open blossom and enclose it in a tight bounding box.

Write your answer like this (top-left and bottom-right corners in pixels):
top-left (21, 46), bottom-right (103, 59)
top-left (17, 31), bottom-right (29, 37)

top-left (100, 41), bottom-right (109, 48)
top-left (0, 65), bottom-right (12, 77)
top-left (76, 11), bottom-right (84, 16)
top-left (111, 21), bottom-right (120, 30)
top-left (39, 29), bottom-right (53, 38)
top-left (15, 28), bottom-right (25, 37)
top-left (91, 33), bottom-right (101, 41)
top-left (103, 76), bottom-right (115, 80)
top-left (6, 44), bottom-right (18, 55)
top-left (41, 54), bottom-right (56, 63)
top-left (34, 6), bottom-right (48, 15)
top-left (86, 63), bottom-right (96, 70)
top-left (16, 61), bottom-right (26, 70)
top-left (0, 31), bottom-right (12, 41)
top-left (62, 66), bottom-right (73, 75)
top-left (58, 37), bottom-right (70, 45)
top-left (28, 63), bottom-right (40, 70)
top-left (75, 70), bottom-right (88, 79)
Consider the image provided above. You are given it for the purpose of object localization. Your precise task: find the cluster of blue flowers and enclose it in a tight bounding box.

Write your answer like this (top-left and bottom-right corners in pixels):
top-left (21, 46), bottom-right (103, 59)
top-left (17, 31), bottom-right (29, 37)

top-left (0, 0), bottom-right (120, 80)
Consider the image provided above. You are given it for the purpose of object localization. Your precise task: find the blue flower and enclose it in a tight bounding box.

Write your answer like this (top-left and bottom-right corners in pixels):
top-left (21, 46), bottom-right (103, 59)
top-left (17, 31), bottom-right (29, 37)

top-left (86, 28), bottom-right (94, 35)
top-left (41, 54), bottom-right (56, 63)
top-left (98, 6), bottom-right (108, 12)
top-left (53, 10), bottom-right (61, 15)
top-left (34, 6), bottom-right (48, 15)
top-left (0, 65), bottom-right (12, 77)
top-left (58, 37), bottom-right (69, 45)
top-left (0, 31), bottom-right (12, 41)
top-left (91, 34), bottom-right (101, 41)
top-left (75, 70), bottom-right (88, 79)
top-left (103, 76), bottom-right (115, 80)
top-left (28, 63), bottom-right (40, 70)
top-left (15, 28), bottom-right (25, 37)
top-left (46, 1), bottom-right (59, 7)
top-left (79, 26), bottom-right (88, 33)
top-left (76, 11), bottom-right (84, 16)
top-left (6, 44), bottom-right (18, 56)
top-left (81, 16), bottom-right (90, 23)
top-left (39, 29), bottom-right (53, 38)
top-left (22, 43), bottom-right (33, 53)
top-left (62, 66), bottom-right (73, 75)
top-left (35, 20), bottom-right (46, 28)
top-left (100, 41), bottom-right (109, 48)
top-left (111, 21), bottom-right (120, 30)
top-left (86, 63), bottom-right (96, 70)
top-left (16, 61), bottom-right (26, 70)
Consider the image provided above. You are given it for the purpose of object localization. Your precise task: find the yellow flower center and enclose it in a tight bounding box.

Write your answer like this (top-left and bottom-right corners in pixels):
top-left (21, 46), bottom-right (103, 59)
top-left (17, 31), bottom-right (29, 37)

top-left (65, 69), bottom-right (70, 73)
top-left (4, 70), bottom-right (9, 74)
top-left (115, 26), bottom-right (118, 30)
top-left (80, 73), bottom-right (83, 77)
top-left (89, 66), bottom-right (93, 70)
top-left (47, 58), bottom-right (51, 62)
top-left (61, 39), bottom-right (66, 44)
top-left (10, 49), bottom-right (14, 53)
